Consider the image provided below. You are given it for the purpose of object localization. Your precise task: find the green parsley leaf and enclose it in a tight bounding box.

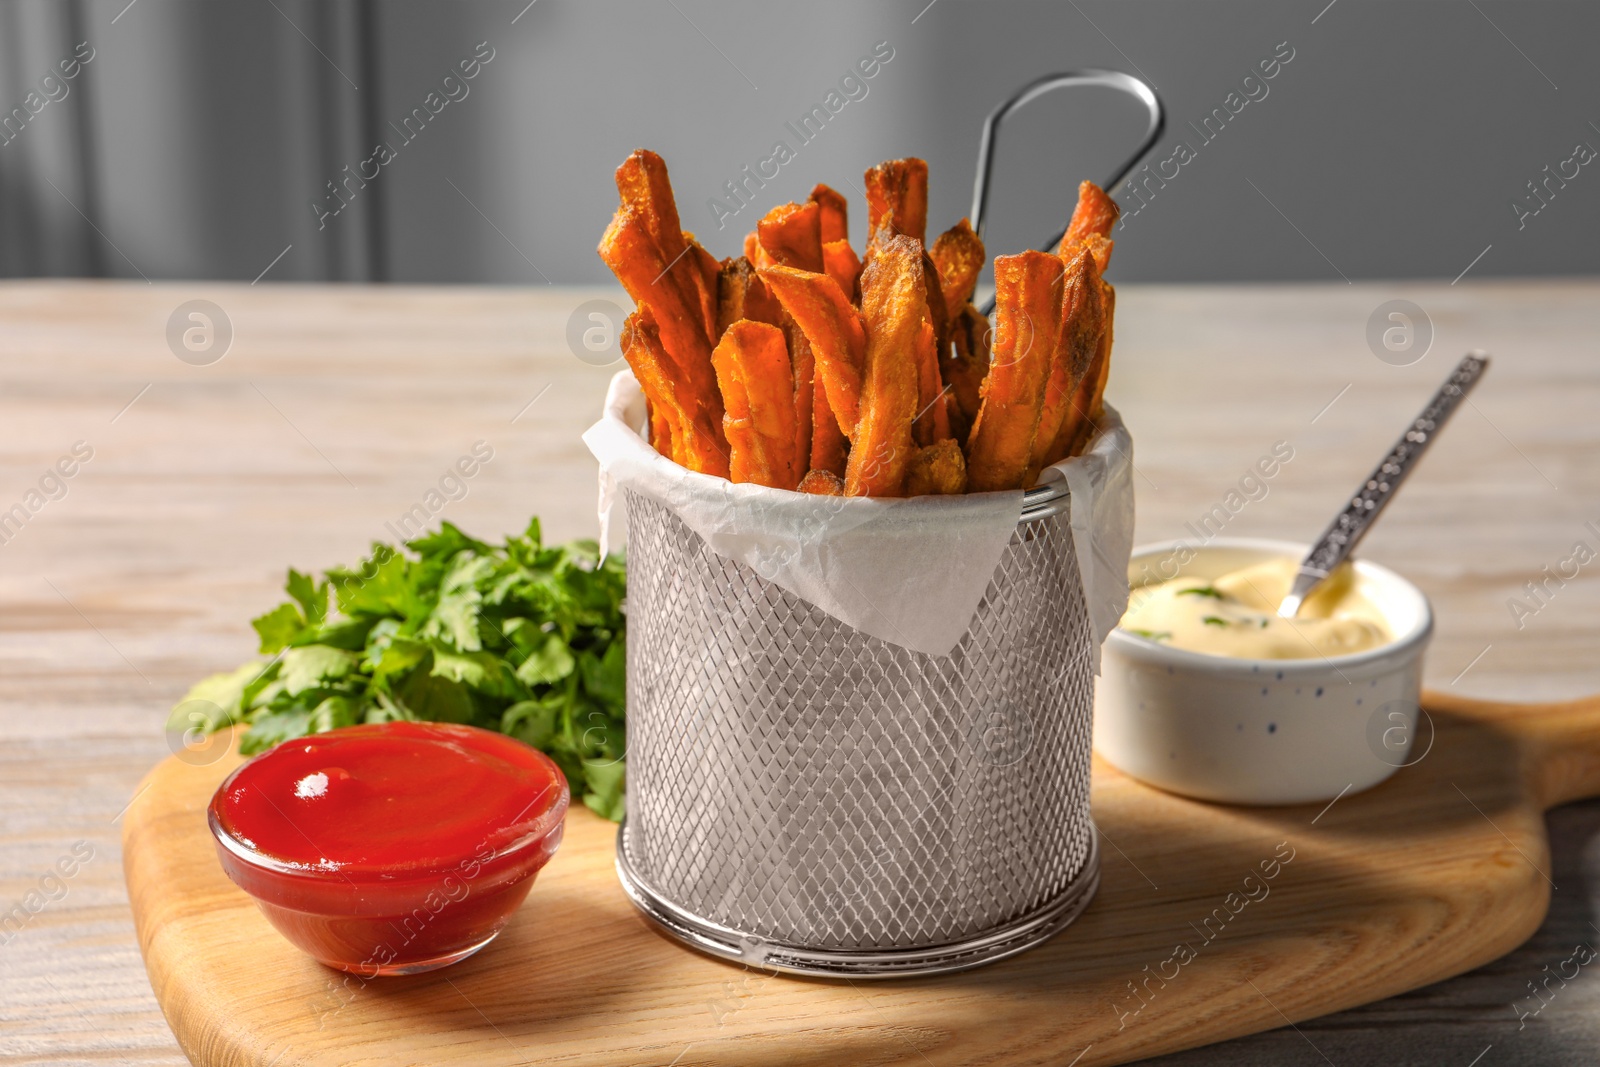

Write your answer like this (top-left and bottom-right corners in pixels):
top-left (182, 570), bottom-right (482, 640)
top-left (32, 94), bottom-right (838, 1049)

top-left (1177, 586), bottom-right (1224, 599)
top-left (240, 708), bottom-right (314, 755)
top-left (176, 519), bottom-right (631, 820)
top-left (165, 661), bottom-right (264, 732)
top-left (515, 633), bottom-right (577, 687)
top-left (285, 569), bottom-right (328, 626)
top-left (581, 757), bottom-right (626, 821)
top-left (251, 603), bottom-right (305, 654)
top-left (279, 646), bottom-right (361, 695)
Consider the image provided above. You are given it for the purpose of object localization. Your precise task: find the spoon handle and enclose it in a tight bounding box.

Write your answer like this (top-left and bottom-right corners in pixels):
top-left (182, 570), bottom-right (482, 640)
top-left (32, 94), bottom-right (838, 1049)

top-left (1278, 352), bottom-right (1490, 618)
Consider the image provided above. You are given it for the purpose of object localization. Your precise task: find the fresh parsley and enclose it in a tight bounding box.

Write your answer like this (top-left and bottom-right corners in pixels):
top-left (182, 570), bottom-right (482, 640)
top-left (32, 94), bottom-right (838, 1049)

top-left (167, 519), bottom-right (629, 821)
top-left (1177, 586), bottom-right (1225, 599)
top-left (1202, 615), bottom-right (1230, 627)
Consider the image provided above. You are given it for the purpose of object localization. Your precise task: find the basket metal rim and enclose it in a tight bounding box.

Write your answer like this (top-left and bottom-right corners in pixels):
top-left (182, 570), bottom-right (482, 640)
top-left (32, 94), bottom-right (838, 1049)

top-left (615, 818), bottom-right (1101, 979)
top-left (1020, 477), bottom-right (1069, 523)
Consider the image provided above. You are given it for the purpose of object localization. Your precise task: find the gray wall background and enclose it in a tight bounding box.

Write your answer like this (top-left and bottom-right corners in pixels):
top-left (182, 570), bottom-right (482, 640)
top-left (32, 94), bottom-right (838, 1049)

top-left (1, 0), bottom-right (1595, 285)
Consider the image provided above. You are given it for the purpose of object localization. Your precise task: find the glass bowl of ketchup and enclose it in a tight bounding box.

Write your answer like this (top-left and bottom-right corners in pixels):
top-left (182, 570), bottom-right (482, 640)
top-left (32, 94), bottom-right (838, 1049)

top-left (208, 721), bottom-right (569, 976)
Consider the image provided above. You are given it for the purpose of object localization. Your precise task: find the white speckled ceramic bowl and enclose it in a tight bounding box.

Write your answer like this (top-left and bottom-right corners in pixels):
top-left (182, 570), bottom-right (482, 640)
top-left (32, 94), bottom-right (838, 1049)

top-left (1093, 538), bottom-right (1434, 805)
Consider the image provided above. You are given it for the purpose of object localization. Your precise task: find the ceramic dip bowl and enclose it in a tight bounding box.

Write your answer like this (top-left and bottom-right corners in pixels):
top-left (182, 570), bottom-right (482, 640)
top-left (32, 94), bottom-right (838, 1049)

top-left (1093, 538), bottom-right (1434, 805)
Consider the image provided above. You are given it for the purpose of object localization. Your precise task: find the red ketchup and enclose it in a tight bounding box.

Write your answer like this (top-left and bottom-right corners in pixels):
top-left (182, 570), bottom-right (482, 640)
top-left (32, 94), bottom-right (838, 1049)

top-left (208, 722), bottom-right (568, 976)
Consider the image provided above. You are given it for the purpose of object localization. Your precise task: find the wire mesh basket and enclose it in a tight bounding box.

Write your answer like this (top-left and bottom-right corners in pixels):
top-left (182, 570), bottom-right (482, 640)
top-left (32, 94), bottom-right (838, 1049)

top-left (611, 68), bottom-right (1162, 977)
top-left (615, 482), bottom-right (1101, 977)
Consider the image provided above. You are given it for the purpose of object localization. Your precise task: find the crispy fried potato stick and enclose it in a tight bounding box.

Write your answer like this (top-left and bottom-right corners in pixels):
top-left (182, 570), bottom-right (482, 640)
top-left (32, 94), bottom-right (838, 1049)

top-left (711, 320), bottom-right (799, 490)
top-left (943, 304), bottom-right (991, 433)
top-left (743, 231), bottom-right (764, 266)
top-left (716, 257), bottom-right (783, 337)
top-left (941, 391), bottom-right (967, 449)
top-left (920, 250), bottom-right (949, 353)
top-left (789, 324), bottom-right (815, 477)
top-left (601, 151), bottom-right (734, 459)
top-left (1059, 180), bottom-right (1120, 253)
top-left (964, 251), bottom-right (1066, 492)
top-left (1029, 246), bottom-right (1105, 480)
top-left (614, 150), bottom-right (683, 248)
top-left (757, 201), bottom-right (824, 272)
top-left (759, 265), bottom-right (866, 438)
top-left (1079, 232), bottom-right (1113, 275)
top-left (809, 363), bottom-right (848, 476)
top-left (599, 209), bottom-right (719, 392)
top-left (809, 183), bottom-right (850, 245)
top-left (1052, 280), bottom-right (1116, 462)
top-left (1088, 281), bottom-right (1115, 422)
top-left (1037, 183), bottom-right (1118, 463)
top-left (754, 202), bottom-right (830, 467)
top-left (911, 317), bottom-right (951, 447)
top-left (906, 439), bottom-right (967, 496)
top-left (606, 150), bottom-right (720, 342)
top-left (865, 158), bottom-right (929, 245)
top-left (648, 403), bottom-right (676, 462)
top-left (622, 308), bottom-right (730, 478)
top-left (797, 469), bottom-right (845, 496)
top-left (845, 236), bottom-right (925, 497)
top-left (683, 235), bottom-right (722, 335)
top-left (930, 219), bottom-right (985, 319)
top-left (821, 239), bottom-right (862, 301)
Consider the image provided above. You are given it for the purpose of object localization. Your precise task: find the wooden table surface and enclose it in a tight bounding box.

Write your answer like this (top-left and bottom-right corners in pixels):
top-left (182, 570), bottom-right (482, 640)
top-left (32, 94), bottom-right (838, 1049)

top-left (2, 278), bottom-right (1597, 1066)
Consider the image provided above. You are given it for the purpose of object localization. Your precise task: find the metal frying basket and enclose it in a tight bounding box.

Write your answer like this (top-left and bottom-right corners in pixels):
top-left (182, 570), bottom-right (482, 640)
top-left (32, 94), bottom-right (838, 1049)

top-left (613, 71), bottom-right (1163, 979)
top-left (616, 483), bottom-right (1099, 977)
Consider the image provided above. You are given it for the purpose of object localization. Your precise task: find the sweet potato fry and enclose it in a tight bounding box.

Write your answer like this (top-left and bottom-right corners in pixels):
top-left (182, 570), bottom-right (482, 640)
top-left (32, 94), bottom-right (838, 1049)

top-left (711, 320), bottom-right (799, 490)
top-left (845, 236), bottom-right (925, 497)
top-left (941, 391), bottom-right (968, 448)
top-left (930, 218), bottom-right (985, 318)
top-left (809, 183), bottom-right (850, 245)
top-left (1078, 232), bottom-right (1113, 275)
top-left (943, 304), bottom-right (991, 432)
top-left (1051, 280), bottom-right (1116, 462)
top-left (1029, 246), bottom-right (1105, 480)
top-left (599, 209), bottom-right (724, 435)
top-left (757, 201), bottom-right (824, 272)
top-left (821, 239), bottom-right (862, 301)
top-left (606, 151), bottom-right (719, 338)
top-left (964, 251), bottom-right (1066, 492)
top-left (614, 150), bottom-right (683, 248)
top-left (758, 266), bottom-right (866, 438)
top-left (865, 158), bottom-right (928, 245)
top-left (911, 317), bottom-right (951, 447)
top-left (797, 469), bottom-right (844, 496)
top-left (648, 403), bottom-right (676, 462)
top-left (920, 250), bottom-right (949, 352)
top-left (789, 325), bottom-right (815, 476)
top-left (683, 234), bottom-right (722, 334)
top-left (1088, 281), bottom-right (1115, 422)
top-left (716, 257), bottom-right (783, 337)
top-left (743, 231), bottom-right (763, 265)
top-left (600, 209), bottom-right (711, 367)
top-left (1060, 180), bottom-right (1120, 253)
top-left (906, 439), bottom-right (967, 496)
top-left (622, 307), bottom-right (730, 478)
top-left (809, 366), bottom-right (848, 476)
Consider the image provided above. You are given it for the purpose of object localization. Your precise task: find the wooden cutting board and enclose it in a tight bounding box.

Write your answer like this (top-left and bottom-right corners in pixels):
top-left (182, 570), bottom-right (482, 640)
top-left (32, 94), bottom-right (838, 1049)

top-left (123, 689), bottom-right (1600, 1067)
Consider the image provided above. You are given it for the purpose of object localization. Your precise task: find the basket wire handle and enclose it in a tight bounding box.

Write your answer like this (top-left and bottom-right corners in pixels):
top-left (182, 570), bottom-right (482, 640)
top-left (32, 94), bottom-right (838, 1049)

top-left (972, 70), bottom-right (1164, 315)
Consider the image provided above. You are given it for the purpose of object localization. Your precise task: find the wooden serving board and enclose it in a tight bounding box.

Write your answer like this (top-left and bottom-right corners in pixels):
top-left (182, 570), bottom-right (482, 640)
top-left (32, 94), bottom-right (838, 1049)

top-left (124, 690), bottom-right (1600, 1067)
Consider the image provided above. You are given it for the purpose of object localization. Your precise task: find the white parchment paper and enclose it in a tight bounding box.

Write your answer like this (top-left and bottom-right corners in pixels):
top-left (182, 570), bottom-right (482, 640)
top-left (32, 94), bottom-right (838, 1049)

top-left (582, 371), bottom-right (1134, 661)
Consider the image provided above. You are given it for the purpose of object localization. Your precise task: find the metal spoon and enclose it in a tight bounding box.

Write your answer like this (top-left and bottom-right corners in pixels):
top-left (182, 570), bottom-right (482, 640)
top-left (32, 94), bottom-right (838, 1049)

top-left (1277, 352), bottom-right (1490, 619)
